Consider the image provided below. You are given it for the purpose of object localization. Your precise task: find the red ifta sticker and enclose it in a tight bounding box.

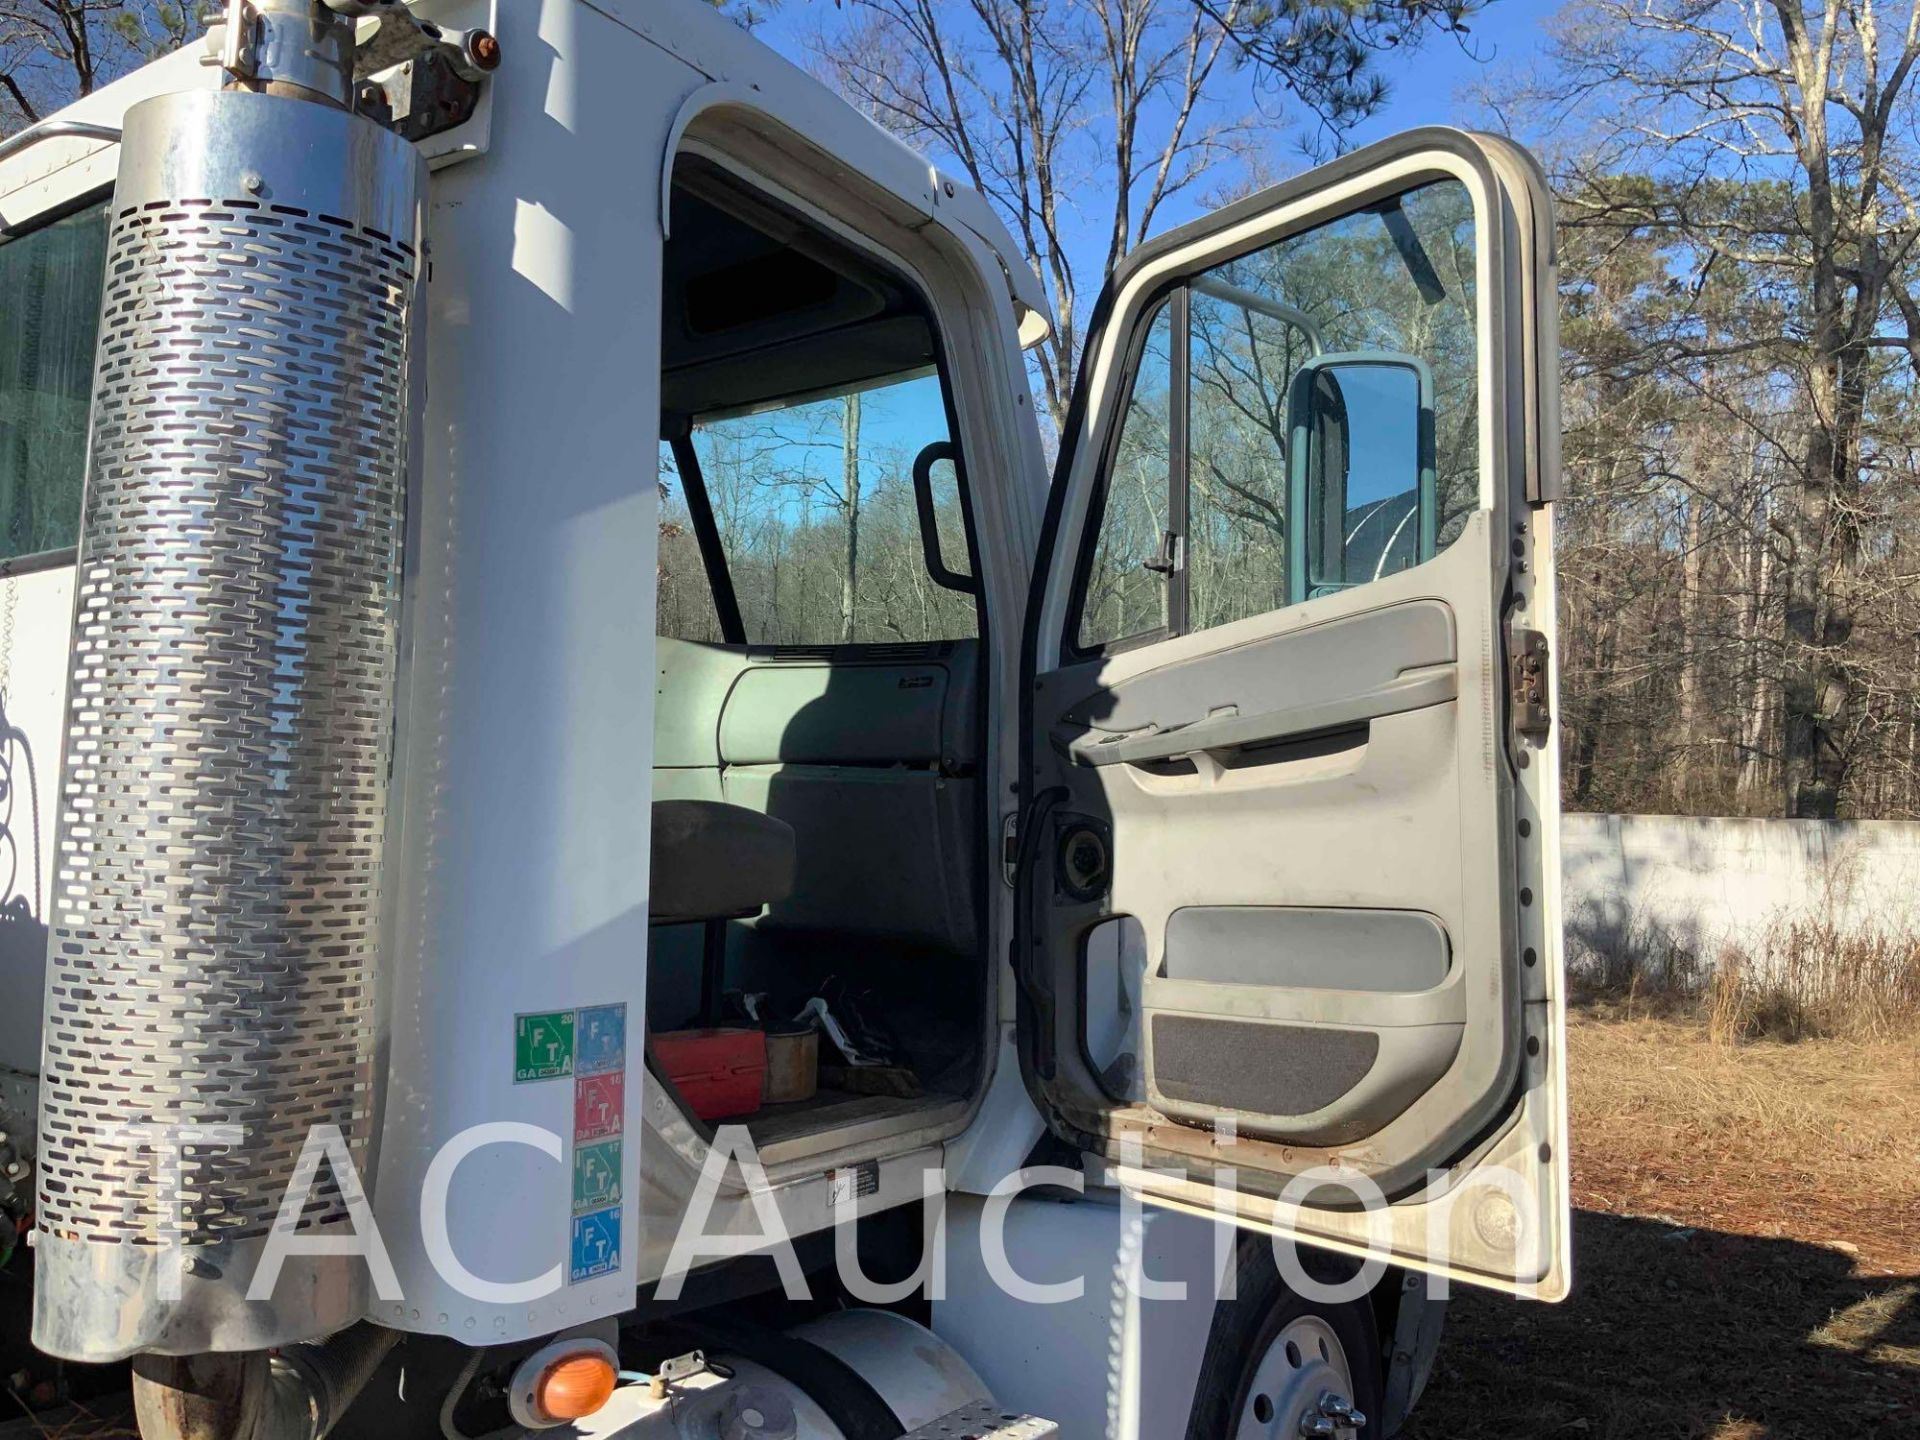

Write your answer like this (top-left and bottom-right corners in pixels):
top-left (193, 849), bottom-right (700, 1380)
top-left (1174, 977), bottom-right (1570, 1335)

top-left (574, 1072), bottom-right (624, 1140)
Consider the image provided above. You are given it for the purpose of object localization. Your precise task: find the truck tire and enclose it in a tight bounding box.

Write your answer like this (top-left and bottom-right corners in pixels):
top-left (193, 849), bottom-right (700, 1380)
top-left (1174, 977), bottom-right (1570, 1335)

top-left (1184, 1234), bottom-right (1383, 1439)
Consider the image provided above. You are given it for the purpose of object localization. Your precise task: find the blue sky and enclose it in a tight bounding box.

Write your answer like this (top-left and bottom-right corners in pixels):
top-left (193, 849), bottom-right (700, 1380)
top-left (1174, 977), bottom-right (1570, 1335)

top-left (1332, 2), bottom-right (1553, 147)
top-left (747, 1), bottom-right (1557, 267)
top-left (705, 3), bottom-right (1560, 467)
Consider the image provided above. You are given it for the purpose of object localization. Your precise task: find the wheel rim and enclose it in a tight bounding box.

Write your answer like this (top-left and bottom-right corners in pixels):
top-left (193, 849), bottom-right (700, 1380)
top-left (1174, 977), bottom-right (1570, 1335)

top-left (1232, 1314), bottom-right (1361, 1438)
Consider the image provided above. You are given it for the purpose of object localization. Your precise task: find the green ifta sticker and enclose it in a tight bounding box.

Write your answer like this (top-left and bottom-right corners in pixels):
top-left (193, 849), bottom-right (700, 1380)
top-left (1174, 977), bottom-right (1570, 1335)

top-left (572, 1138), bottom-right (622, 1212)
top-left (514, 1010), bottom-right (575, 1082)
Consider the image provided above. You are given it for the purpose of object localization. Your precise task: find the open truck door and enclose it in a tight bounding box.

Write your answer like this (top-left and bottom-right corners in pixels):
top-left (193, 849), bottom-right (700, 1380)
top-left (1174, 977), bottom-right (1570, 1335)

top-left (1015, 129), bottom-right (1569, 1299)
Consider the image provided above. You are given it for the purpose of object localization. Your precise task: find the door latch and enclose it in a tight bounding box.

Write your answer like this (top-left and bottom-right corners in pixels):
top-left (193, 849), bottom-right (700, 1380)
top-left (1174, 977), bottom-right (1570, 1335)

top-left (1509, 628), bottom-right (1550, 737)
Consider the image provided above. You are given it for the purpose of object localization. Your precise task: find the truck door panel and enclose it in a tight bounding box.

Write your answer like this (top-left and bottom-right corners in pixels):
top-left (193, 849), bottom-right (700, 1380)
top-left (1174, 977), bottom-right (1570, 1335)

top-left (1018, 130), bottom-right (1570, 1299)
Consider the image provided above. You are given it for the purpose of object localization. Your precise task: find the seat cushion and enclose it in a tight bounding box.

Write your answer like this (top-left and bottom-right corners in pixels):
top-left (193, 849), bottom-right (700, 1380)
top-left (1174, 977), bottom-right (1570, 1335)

top-left (650, 800), bottom-right (796, 925)
top-left (653, 638), bottom-right (981, 952)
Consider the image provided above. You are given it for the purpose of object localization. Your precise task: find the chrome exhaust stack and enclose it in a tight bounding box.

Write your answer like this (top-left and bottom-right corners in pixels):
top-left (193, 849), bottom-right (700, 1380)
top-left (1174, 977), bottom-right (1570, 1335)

top-left (35, 0), bottom-right (424, 1368)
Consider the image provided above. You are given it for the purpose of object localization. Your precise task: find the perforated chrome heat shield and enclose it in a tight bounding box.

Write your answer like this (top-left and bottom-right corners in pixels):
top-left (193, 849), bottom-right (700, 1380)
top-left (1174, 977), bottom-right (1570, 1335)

top-left (34, 88), bottom-right (424, 1363)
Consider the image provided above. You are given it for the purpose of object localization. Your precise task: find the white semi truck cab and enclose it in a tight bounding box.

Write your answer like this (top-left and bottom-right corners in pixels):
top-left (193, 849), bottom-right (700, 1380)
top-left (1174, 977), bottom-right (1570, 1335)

top-left (0, 3), bottom-right (1569, 1436)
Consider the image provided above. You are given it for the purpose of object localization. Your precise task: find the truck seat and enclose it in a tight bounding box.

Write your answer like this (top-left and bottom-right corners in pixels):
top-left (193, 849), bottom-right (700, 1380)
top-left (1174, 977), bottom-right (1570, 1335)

top-left (650, 799), bottom-right (796, 926)
top-left (651, 637), bottom-right (980, 952)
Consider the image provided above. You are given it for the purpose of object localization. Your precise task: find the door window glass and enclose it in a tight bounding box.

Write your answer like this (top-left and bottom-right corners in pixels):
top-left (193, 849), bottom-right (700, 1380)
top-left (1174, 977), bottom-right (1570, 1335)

top-left (1070, 177), bottom-right (1478, 649)
top-left (1077, 301), bottom-right (1174, 650)
top-left (1187, 285), bottom-right (1300, 628)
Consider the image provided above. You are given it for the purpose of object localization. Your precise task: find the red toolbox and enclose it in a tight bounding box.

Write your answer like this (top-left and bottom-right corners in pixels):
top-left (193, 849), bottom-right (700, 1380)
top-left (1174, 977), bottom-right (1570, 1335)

top-left (654, 1027), bottom-right (767, 1121)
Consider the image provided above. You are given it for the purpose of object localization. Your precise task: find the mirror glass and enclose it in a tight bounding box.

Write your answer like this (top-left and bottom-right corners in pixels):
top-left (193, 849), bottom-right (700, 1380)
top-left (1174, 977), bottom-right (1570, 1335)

top-left (1301, 359), bottom-right (1427, 593)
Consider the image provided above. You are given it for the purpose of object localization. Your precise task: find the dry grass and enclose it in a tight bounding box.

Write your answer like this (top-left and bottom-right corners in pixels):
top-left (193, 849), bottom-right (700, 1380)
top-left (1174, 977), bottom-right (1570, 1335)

top-left (1568, 1007), bottom-right (1920, 1270)
top-left (1704, 920), bottom-right (1920, 1043)
top-left (1574, 910), bottom-right (1920, 1044)
top-left (1404, 1008), bottom-right (1920, 1438)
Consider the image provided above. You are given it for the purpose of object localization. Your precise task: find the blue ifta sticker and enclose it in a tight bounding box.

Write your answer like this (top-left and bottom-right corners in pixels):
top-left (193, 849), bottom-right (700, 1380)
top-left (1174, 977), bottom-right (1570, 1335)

top-left (575, 1004), bottom-right (627, 1077)
top-left (570, 1206), bottom-right (621, 1282)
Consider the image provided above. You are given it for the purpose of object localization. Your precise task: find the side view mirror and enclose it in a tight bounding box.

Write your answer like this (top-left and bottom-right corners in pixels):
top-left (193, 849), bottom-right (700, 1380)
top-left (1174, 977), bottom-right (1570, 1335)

top-left (1285, 352), bottom-right (1436, 602)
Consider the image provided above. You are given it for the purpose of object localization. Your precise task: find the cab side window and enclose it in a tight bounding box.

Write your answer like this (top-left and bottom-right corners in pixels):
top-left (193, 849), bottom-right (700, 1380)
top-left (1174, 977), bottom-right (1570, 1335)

top-left (657, 441), bottom-right (727, 643)
top-left (0, 202), bottom-right (109, 568)
top-left (1071, 178), bottom-right (1478, 652)
top-left (657, 369), bottom-right (978, 646)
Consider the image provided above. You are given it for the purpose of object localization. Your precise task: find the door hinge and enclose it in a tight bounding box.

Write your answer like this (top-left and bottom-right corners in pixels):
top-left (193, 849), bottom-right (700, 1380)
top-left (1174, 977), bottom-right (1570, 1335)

top-left (1510, 627), bottom-right (1551, 737)
top-left (1001, 810), bottom-right (1020, 887)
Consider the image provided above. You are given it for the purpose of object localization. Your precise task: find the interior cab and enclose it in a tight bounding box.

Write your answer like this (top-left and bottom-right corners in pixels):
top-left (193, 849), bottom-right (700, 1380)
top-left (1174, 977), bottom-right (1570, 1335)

top-left (643, 155), bottom-right (993, 1159)
top-left (641, 120), bottom-right (1569, 1298)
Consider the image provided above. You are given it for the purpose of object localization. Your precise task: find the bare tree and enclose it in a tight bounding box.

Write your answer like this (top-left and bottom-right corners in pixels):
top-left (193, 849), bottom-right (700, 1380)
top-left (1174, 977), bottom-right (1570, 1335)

top-left (809, 0), bottom-right (1482, 430)
top-left (1493, 0), bottom-right (1920, 818)
top-left (1, 1), bottom-right (189, 133)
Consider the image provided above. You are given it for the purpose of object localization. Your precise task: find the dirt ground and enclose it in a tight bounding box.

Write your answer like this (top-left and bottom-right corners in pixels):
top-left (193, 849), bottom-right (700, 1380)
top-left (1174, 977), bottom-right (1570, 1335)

top-left (1403, 1008), bottom-right (1920, 1439)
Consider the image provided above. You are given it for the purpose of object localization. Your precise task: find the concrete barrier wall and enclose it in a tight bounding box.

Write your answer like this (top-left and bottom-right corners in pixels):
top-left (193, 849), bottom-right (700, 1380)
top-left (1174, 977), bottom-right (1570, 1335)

top-left (1562, 812), bottom-right (1920, 965)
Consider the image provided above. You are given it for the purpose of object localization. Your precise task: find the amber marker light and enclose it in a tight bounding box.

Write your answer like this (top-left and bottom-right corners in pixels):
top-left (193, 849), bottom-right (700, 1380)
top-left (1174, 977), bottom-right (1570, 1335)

top-left (509, 1338), bottom-right (621, 1428)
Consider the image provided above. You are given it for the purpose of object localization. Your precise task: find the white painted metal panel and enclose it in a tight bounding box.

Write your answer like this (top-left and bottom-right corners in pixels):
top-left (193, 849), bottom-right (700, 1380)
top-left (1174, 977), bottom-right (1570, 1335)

top-left (367, 0), bottom-right (684, 1341)
top-left (934, 1192), bottom-right (1221, 1439)
top-left (0, 567), bottom-right (70, 1076)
